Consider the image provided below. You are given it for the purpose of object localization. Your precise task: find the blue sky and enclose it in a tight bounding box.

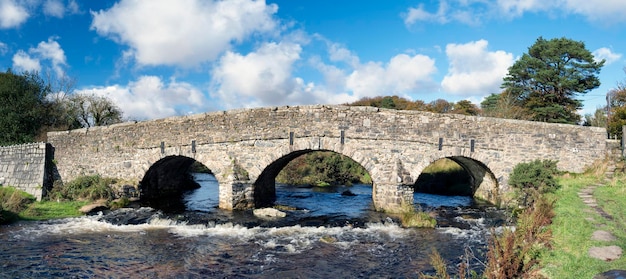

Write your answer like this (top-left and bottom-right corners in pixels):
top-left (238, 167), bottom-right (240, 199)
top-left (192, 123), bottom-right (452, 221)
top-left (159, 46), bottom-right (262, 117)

top-left (1, 0), bottom-right (625, 121)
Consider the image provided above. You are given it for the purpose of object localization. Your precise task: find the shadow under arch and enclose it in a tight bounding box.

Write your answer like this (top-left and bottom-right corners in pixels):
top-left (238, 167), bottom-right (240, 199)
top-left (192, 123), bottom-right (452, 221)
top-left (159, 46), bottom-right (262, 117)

top-left (415, 156), bottom-right (499, 204)
top-left (253, 149), bottom-right (372, 208)
top-left (139, 155), bottom-right (212, 211)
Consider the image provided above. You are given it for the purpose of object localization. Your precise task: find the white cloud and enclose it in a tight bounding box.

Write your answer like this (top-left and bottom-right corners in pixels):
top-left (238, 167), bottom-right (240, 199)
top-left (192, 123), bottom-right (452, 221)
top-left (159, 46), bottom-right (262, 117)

top-left (403, 2), bottom-right (448, 26)
top-left (309, 56), bottom-right (348, 93)
top-left (68, 0), bottom-right (79, 14)
top-left (561, 0), bottom-right (626, 23)
top-left (315, 39), bottom-right (437, 99)
top-left (441, 39), bottom-right (514, 96)
top-left (345, 53), bottom-right (437, 98)
top-left (0, 41), bottom-right (7, 55)
top-left (328, 43), bottom-right (360, 67)
top-left (12, 50), bottom-right (41, 72)
top-left (32, 37), bottom-right (67, 76)
top-left (210, 39), bottom-right (363, 109)
top-left (593, 47), bottom-right (622, 65)
top-left (82, 76), bottom-right (211, 120)
top-left (11, 37), bottom-right (67, 76)
top-left (403, 0), bottom-right (626, 27)
top-left (43, 0), bottom-right (64, 18)
top-left (211, 41), bottom-right (306, 108)
top-left (496, 0), bottom-right (550, 18)
top-left (0, 0), bottom-right (29, 28)
top-left (42, 0), bottom-right (79, 18)
top-left (90, 0), bottom-right (279, 67)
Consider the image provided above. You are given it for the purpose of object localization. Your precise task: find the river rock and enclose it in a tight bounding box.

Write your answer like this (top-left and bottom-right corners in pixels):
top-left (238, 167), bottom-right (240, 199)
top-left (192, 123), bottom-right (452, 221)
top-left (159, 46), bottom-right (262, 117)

top-left (341, 190), bottom-right (356, 196)
top-left (79, 201), bottom-right (109, 214)
top-left (589, 245), bottom-right (623, 261)
top-left (253, 208), bottom-right (286, 218)
top-left (593, 270), bottom-right (626, 279)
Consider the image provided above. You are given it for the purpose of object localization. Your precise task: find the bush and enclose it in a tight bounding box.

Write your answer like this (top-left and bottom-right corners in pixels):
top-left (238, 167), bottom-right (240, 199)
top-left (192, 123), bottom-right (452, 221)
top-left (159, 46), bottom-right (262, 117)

top-left (422, 196), bottom-right (555, 278)
top-left (508, 160), bottom-right (559, 207)
top-left (0, 186), bottom-right (36, 212)
top-left (0, 186), bottom-right (36, 224)
top-left (48, 175), bottom-right (114, 201)
top-left (484, 196), bottom-right (554, 279)
top-left (398, 204), bottom-right (437, 228)
top-left (109, 197), bottom-right (130, 210)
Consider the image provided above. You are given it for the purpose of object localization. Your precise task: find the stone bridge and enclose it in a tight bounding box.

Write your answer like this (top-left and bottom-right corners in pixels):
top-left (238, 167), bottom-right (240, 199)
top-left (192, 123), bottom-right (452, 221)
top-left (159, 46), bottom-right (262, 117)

top-left (46, 105), bottom-right (607, 211)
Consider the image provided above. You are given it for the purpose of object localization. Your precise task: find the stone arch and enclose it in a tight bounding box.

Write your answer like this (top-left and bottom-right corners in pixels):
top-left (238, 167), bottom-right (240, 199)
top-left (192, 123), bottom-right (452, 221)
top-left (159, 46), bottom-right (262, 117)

top-left (139, 155), bottom-right (214, 210)
top-left (414, 153), bottom-right (500, 205)
top-left (252, 148), bottom-right (373, 208)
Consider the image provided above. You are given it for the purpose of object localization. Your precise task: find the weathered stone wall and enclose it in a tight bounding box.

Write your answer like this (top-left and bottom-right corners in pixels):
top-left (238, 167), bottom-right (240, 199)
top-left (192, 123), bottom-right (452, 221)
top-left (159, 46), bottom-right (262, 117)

top-left (0, 143), bottom-right (53, 200)
top-left (47, 105), bottom-right (608, 210)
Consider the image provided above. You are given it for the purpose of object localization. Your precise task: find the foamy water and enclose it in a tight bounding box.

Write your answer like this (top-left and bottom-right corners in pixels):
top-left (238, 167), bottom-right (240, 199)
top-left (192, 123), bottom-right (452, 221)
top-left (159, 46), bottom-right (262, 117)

top-left (0, 175), bottom-right (510, 278)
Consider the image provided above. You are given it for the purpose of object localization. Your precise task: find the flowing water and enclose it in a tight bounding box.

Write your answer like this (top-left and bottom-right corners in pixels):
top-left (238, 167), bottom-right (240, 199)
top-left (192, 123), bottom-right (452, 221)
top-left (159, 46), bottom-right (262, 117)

top-left (0, 173), bottom-right (510, 278)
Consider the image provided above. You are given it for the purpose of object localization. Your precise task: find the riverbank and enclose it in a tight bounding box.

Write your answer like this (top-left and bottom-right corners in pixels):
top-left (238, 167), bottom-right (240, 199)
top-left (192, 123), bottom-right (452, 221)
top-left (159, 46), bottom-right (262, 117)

top-left (540, 173), bottom-right (626, 278)
top-left (0, 186), bottom-right (87, 224)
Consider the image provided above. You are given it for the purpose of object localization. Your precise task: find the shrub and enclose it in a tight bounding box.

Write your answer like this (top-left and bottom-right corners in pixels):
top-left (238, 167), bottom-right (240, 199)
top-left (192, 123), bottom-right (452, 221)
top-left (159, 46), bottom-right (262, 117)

top-left (398, 204), bottom-right (437, 228)
top-left (48, 175), bottom-right (114, 201)
top-left (421, 196), bottom-right (555, 278)
top-left (108, 197), bottom-right (130, 210)
top-left (0, 186), bottom-right (35, 212)
top-left (508, 160), bottom-right (559, 207)
top-left (484, 196), bottom-right (554, 279)
top-left (0, 187), bottom-right (36, 224)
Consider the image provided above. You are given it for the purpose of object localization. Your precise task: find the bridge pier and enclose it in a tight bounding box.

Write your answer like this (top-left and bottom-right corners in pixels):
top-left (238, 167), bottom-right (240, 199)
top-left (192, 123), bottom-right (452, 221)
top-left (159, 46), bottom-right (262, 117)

top-left (219, 180), bottom-right (254, 210)
top-left (373, 183), bottom-right (414, 212)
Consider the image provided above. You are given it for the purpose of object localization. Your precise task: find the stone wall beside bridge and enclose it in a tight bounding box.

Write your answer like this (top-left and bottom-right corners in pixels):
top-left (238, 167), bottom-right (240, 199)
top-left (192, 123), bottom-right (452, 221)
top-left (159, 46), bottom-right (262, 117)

top-left (45, 105), bottom-right (608, 211)
top-left (0, 143), bottom-right (54, 200)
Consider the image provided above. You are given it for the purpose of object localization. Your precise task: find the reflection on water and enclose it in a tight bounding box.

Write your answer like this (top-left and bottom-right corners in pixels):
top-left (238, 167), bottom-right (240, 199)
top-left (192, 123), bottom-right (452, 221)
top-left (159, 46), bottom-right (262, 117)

top-left (183, 173), bottom-right (219, 212)
top-left (0, 173), bottom-right (509, 278)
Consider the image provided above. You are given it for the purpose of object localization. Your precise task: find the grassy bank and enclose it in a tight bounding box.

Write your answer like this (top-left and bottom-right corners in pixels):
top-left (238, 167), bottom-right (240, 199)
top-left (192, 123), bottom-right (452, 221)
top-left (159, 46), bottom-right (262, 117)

top-left (0, 186), bottom-right (88, 224)
top-left (540, 174), bottom-right (626, 278)
top-left (19, 200), bottom-right (87, 221)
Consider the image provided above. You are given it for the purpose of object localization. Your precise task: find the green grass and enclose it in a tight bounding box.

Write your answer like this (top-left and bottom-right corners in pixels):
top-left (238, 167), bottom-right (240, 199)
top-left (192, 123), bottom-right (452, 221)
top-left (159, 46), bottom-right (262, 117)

top-left (1, 186), bottom-right (89, 224)
top-left (19, 201), bottom-right (88, 221)
top-left (395, 204), bottom-right (437, 228)
top-left (540, 174), bottom-right (626, 278)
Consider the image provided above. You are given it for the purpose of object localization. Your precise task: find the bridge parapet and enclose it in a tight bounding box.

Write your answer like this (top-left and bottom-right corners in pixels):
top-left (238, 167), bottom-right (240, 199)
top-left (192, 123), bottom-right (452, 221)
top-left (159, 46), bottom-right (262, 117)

top-left (46, 105), bottom-right (608, 210)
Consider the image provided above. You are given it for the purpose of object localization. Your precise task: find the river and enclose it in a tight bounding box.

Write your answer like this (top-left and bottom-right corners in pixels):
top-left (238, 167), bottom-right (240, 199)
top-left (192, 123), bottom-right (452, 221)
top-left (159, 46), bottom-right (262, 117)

top-left (0, 173), bottom-right (509, 278)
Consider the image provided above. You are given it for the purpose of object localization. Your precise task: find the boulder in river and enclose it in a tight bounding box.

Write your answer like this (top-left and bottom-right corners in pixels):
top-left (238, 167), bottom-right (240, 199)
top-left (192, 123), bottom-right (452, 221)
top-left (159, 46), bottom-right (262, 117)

top-left (253, 208), bottom-right (287, 218)
top-left (593, 270), bottom-right (626, 279)
top-left (79, 201), bottom-right (109, 215)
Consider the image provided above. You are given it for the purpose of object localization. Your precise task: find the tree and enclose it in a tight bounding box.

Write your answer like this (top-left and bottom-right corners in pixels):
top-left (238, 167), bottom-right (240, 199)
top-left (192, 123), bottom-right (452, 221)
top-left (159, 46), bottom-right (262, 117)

top-left (595, 68), bottom-right (626, 139)
top-left (508, 159), bottom-right (559, 207)
top-left (380, 96), bottom-right (396, 109)
top-left (41, 72), bottom-right (82, 132)
top-left (502, 37), bottom-right (604, 124)
top-left (583, 107), bottom-right (607, 128)
top-left (68, 93), bottom-right (123, 128)
top-left (606, 85), bottom-right (626, 139)
top-left (480, 90), bottom-right (531, 120)
top-left (428, 99), bottom-right (453, 113)
top-left (451, 100), bottom-right (480, 115)
top-left (347, 95), bottom-right (429, 111)
top-left (0, 70), bottom-right (50, 145)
